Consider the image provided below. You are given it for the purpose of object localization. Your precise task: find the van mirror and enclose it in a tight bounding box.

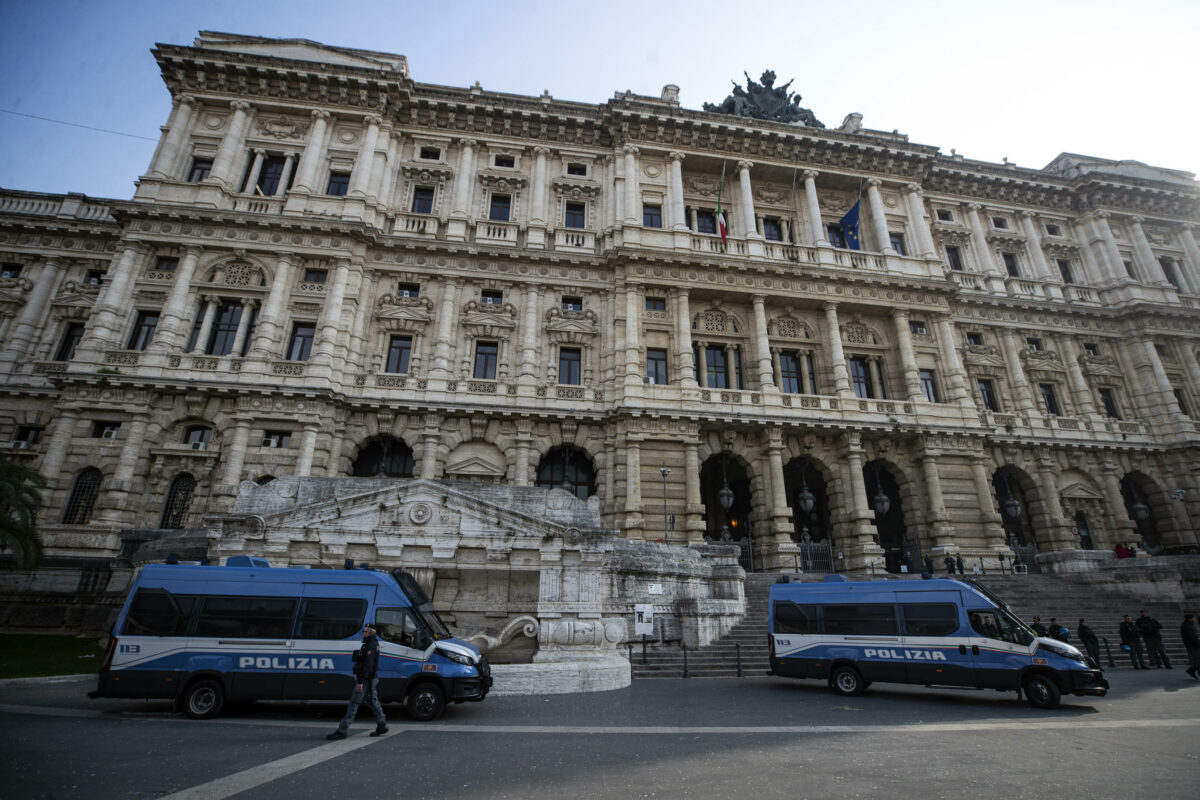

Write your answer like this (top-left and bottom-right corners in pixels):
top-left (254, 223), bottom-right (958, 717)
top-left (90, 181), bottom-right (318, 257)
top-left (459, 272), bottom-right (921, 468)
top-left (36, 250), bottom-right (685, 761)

top-left (411, 629), bottom-right (431, 651)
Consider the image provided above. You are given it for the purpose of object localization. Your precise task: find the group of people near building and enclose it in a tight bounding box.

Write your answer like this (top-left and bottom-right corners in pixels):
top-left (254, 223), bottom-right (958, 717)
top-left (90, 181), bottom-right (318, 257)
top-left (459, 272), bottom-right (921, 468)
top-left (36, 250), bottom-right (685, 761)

top-left (1116, 611), bottom-right (1200, 678)
top-left (1112, 543), bottom-right (1141, 559)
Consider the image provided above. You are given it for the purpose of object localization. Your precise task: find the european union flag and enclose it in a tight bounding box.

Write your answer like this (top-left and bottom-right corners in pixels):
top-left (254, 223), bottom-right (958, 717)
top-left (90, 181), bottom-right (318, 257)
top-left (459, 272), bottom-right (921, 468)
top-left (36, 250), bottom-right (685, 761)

top-left (839, 199), bottom-right (861, 251)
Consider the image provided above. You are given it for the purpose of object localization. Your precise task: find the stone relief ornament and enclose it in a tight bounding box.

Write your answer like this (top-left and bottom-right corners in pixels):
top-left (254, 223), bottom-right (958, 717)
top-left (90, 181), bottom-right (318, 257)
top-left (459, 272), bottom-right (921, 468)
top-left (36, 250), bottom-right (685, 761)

top-left (258, 117), bottom-right (307, 140)
top-left (703, 70), bottom-right (824, 127)
top-left (408, 502), bottom-right (433, 525)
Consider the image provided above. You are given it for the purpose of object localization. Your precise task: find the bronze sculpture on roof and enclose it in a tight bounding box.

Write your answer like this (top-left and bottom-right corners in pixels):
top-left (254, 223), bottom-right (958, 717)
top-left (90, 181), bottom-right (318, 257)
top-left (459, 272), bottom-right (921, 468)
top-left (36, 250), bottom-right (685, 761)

top-left (703, 70), bottom-right (824, 128)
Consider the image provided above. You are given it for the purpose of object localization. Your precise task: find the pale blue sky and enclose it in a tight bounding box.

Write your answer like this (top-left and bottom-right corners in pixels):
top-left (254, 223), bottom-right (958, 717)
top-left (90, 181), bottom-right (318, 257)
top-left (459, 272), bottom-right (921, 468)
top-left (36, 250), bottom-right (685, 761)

top-left (1, 0), bottom-right (1197, 199)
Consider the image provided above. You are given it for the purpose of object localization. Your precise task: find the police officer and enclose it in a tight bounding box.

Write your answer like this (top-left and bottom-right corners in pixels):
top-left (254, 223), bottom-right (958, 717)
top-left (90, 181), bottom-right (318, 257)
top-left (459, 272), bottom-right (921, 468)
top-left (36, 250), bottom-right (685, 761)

top-left (1030, 616), bottom-right (1048, 637)
top-left (1182, 613), bottom-right (1200, 680)
top-left (1078, 619), bottom-right (1101, 666)
top-left (327, 623), bottom-right (388, 739)
top-left (943, 555), bottom-right (955, 575)
top-left (1120, 614), bottom-right (1149, 669)
top-left (1136, 610), bottom-right (1171, 668)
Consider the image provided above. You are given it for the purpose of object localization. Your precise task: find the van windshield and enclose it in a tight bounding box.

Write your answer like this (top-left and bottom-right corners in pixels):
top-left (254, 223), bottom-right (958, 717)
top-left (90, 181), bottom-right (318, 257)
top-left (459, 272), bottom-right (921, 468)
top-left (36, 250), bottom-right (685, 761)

top-left (390, 569), bottom-right (452, 640)
top-left (970, 607), bottom-right (1034, 645)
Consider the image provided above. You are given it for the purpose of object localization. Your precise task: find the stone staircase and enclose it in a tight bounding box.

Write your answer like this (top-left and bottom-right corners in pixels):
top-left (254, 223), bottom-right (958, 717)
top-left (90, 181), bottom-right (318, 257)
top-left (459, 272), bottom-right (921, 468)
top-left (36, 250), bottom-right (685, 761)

top-left (972, 573), bottom-right (1190, 668)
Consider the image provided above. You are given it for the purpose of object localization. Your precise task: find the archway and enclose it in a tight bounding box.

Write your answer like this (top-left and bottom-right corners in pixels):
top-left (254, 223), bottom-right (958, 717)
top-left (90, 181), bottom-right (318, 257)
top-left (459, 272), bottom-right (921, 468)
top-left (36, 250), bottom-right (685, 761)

top-left (1120, 473), bottom-right (1162, 551)
top-left (352, 436), bottom-right (415, 477)
top-left (864, 461), bottom-right (907, 573)
top-left (700, 454), bottom-right (753, 542)
top-left (535, 446), bottom-right (596, 501)
top-left (783, 458), bottom-right (831, 544)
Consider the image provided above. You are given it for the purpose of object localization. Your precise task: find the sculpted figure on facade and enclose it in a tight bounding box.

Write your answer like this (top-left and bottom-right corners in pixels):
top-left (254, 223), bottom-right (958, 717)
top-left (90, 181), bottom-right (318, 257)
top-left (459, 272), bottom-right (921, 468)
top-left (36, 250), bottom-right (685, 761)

top-left (703, 70), bottom-right (825, 127)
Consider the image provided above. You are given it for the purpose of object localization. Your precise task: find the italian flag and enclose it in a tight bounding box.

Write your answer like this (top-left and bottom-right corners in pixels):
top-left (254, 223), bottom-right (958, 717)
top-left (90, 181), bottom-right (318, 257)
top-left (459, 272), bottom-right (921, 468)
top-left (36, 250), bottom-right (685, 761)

top-left (715, 161), bottom-right (728, 247)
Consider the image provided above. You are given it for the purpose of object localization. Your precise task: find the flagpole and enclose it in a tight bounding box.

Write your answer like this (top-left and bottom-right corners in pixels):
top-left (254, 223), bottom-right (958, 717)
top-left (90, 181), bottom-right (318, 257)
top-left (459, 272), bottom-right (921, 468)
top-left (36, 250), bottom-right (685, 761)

top-left (716, 158), bottom-right (728, 251)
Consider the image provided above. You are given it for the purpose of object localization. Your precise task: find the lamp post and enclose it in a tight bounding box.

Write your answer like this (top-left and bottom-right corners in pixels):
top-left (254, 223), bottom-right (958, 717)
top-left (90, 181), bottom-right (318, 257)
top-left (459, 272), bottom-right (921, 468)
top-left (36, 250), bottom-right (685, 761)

top-left (1174, 489), bottom-right (1200, 550)
top-left (660, 465), bottom-right (671, 544)
top-left (795, 468), bottom-right (816, 571)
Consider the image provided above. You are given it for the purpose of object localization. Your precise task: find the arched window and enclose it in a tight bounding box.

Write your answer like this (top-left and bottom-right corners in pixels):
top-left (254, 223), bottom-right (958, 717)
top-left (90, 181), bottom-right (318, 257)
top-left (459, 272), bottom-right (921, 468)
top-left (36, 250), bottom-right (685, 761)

top-left (160, 473), bottom-right (197, 529)
top-left (352, 437), bottom-right (415, 477)
top-left (62, 468), bottom-right (102, 524)
top-left (183, 426), bottom-right (212, 449)
top-left (535, 446), bottom-right (596, 501)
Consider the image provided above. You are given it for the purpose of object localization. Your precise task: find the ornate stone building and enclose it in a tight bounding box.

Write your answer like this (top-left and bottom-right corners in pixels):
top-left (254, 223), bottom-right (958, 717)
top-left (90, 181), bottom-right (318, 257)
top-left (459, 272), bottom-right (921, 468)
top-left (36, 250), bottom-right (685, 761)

top-left (3, 31), bottom-right (1199, 582)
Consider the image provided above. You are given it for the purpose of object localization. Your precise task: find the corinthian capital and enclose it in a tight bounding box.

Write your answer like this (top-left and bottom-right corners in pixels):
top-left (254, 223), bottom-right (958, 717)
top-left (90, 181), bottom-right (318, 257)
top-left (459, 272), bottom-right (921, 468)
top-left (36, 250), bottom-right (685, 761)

top-left (736, 159), bottom-right (754, 172)
top-left (459, 137), bottom-right (477, 148)
top-left (363, 115), bottom-right (383, 127)
top-left (803, 169), bottom-right (819, 180)
top-left (311, 109), bottom-right (331, 121)
top-left (866, 177), bottom-right (883, 188)
top-left (668, 151), bottom-right (686, 163)
top-left (532, 145), bottom-right (551, 156)
top-left (623, 144), bottom-right (640, 156)
top-left (230, 101), bottom-right (252, 113)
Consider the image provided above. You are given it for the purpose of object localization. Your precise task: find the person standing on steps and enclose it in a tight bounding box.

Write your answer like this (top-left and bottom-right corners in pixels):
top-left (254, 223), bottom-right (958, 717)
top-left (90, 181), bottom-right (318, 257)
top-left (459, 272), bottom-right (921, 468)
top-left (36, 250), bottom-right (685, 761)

top-left (943, 555), bottom-right (955, 575)
top-left (1181, 613), bottom-right (1200, 680)
top-left (1030, 616), bottom-right (1048, 637)
top-left (1137, 610), bottom-right (1171, 669)
top-left (1120, 614), bottom-right (1149, 669)
top-left (1078, 619), bottom-right (1101, 667)
top-left (923, 553), bottom-right (934, 575)
top-left (327, 623), bottom-right (388, 740)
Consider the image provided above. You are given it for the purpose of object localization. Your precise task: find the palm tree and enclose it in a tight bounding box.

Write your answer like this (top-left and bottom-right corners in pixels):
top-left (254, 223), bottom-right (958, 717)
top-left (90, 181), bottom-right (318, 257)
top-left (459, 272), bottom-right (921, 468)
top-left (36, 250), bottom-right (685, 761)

top-left (0, 456), bottom-right (46, 569)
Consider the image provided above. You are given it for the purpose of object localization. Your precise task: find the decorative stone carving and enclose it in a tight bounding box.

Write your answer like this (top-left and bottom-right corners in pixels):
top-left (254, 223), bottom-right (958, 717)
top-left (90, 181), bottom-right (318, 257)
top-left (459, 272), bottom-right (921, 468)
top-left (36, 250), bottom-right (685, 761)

top-left (702, 70), bottom-right (824, 127)
top-left (257, 116), bottom-right (308, 140)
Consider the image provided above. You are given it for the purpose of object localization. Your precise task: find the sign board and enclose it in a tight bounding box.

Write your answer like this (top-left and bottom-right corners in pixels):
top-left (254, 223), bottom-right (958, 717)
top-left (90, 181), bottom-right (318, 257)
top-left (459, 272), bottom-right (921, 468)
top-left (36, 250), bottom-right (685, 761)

top-left (634, 604), bottom-right (655, 636)
top-left (648, 583), bottom-right (663, 595)
top-left (1070, 525), bottom-right (1080, 537)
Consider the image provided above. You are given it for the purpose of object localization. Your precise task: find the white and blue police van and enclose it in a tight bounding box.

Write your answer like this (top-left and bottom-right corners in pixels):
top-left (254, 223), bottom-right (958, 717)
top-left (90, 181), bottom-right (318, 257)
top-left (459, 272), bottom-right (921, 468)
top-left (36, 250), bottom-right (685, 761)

top-left (89, 557), bottom-right (492, 720)
top-left (767, 575), bottom-right (1108, 708)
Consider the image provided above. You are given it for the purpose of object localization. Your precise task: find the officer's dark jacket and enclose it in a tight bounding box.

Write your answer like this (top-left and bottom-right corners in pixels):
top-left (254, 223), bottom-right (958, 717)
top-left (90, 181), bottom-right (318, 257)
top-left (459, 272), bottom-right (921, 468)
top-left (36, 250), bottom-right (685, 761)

top-left (354, 634), bottom-right (381, 682)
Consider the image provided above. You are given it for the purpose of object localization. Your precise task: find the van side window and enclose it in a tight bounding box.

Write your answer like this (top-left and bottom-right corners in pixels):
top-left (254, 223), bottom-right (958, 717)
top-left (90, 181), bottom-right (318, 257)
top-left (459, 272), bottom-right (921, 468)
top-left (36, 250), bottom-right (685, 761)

top-left (375, 607), bottom-right (425, 649)
top-left (121, 590), bottom-right (197, 636)
top-left (773, 602), bottom-right (818, 634)
top-left (194, 597), bottom-right (297, 638)
top-left (823, 604), bottom-right (898, 636)
top-left (970, 608), bottom-right (1033, 645)
top-left (901, 604), bottom-right (959, 637)
top-left (295, 598), bottom-right (365, 640)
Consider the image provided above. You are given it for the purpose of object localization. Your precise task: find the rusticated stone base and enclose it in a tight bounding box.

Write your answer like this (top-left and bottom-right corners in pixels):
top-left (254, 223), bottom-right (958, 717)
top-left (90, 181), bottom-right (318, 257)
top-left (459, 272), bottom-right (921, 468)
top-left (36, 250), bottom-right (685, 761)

top-left (488, 655), bottom-right (631, 695)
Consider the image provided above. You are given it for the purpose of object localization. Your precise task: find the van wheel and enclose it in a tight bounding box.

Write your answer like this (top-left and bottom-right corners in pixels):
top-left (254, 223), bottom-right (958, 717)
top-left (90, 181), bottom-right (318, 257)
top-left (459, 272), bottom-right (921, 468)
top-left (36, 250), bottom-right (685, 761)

top-left (183, 679), bottom-right (225, 719)
top-left (1024, 674), bottom-right (1061, 709)
top-left (406, 683), bottom-right (445, 721)
top-left (831, 666), bottom-right (866, 697)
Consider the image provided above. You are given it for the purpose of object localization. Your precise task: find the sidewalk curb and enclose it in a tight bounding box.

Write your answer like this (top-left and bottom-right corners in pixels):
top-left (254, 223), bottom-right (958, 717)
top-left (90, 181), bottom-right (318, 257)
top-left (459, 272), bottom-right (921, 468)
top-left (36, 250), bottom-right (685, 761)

top-left (0, 673), bottom-right (93, 686)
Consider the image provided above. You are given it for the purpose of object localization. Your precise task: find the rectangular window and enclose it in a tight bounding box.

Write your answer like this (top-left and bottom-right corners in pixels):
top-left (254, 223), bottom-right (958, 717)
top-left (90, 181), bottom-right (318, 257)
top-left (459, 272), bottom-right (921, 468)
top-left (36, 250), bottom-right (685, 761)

top-left (287, 323), bottom-right (316, 361)
top-left (1, 263), bottom-right (22, 279)
top-left (936, 209), bottom-right (953, 222)
top-left (194, 596), bottom-right (297, 639)
top-left (1040, 383), bottom-right (1060, 416)
top-left (696, 210), bottom-right (717, 234)
top-left (92, 421), bottom-right (120, 439)
top-left (559, 347), bottom-right (582, 385)
top-left (945, 245), bottom-right (964, 271)
top-left (823, 604), bottom-right (898, 636)
top-left (1123, 260), bottom-right (1136, 279)
top-left (562, 296), bottom-right (582, 311)
top-left (494, 154), bottom-right (515, 168)
top-left (902, 604), bottom-right (959, 637)
top-left (473, 341), bottom-right (498, 379)
top-left (154, 256), bottom-right (178, 273)
top-left (919, 369), bottom-right (940, 403)
top-left (126, 311), bottom-right (159, 351)
top-left (1083, 342), bottom-right (1099, 357)
top-left (481, 289), bottom-right (503, 305)
top-left (566, 202), bottom-right (586, 229)
top-left (908, 320), bottom-right (928, 335)
top-left (992, 217), bottom-right (1008, 229)
top-left (398, 283), bottom-right (420, 298)
top-left (489, 194), bottom-right (511, 222)
top-left (888, 233), bottom-right (906, 256)
top-left (1098, 387), bottom-right (1121, 419)
top-left (1026, 338), bottom-right (1042, 351)
top-left (1002, 252), bottom-right (1019, 277)
top-left (15, 425), bottom-right (43, 445)
top-left (256, 155), bottom-right (288, 196)
top-left (295, 598), bottom-right (366, 640)
top-left (411, 186), bottom-right (435, 214)
top-left (1160, 259), bottom-right (1182, 291)
top-left (805, 353), bottom-right (817, 394)
top-left (826, 224), bottom-right (847, 249)
top-left (763, 218), bottom-right (783, 241)
top-left (85, 270), bottom-right (104, 286)
top-left (646, 348), bottom-right (668, 385)
top-left (419, 146), bottom-right (441, 161)
top-left (966, 332), bottom-right (984, 346)
top-left (187, 158), bottom-right (212, 183)
top-left (55, 322), bottom-right (86, 361)
top-left (303, 268), bottom-right (327, 284)
top-left (705, 348), bottom-right (728, 389)
top-left (1057, 259), bottom-right (1074, 284)
top-left (385, 335), bottom-right (412, 374)
top-left (978, 378), bottom-right (1000, 412)
top-left (773, 602), bottom-right (818, 635)
top-left (567, 162), bottom-right (587, 176)
top-left (732, 347), bottom-right (744, 390)
top-left (1175, 389), bottom-right (1192, 417)
top-left (207, 303), bottom-right (243, 356)
top-left (1045, 223), bottom-right (1061, 237)
top-left (849, 357), bottom-right (873, 399)
top-left (642, 204), bottom-right (662, 228)
top-left (262, 430), bottom-right (292, 448)
top-left (779, 352), bottom-right (800, 394)
top-left (645, 296), bottom-right (666, 311)
top-left (121, 590), bottom-right (197, 637)
top-left (326, 171), bottom-right (350, 196)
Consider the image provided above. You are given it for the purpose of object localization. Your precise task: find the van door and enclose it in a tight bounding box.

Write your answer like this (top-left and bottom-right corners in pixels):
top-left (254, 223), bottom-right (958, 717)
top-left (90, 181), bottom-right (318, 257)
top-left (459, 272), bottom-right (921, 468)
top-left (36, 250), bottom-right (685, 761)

top-left (899, 595), bottom-right (971, 686)
top-left (966, 607), bottom-right (1034, 689)
top-left (373, 606), bottom-right (432, 702)
top-left (284, 583), bottom-right (376, 700)
top-left (191, 587), bottom-right (301, 701)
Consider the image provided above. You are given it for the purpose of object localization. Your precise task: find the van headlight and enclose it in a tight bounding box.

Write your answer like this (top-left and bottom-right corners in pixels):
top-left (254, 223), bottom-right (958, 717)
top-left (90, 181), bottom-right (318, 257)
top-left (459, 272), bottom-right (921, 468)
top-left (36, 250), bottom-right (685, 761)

top-left (1040, 642), bottom-right (1087, 664)
top-left (441, 650), bottom-right (475, 666)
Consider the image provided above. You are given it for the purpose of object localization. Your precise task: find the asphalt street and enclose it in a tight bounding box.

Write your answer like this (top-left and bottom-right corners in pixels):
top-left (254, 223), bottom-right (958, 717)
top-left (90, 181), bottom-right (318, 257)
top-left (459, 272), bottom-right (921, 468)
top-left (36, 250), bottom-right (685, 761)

top-left (1, 666), bottom-right (1198, 799)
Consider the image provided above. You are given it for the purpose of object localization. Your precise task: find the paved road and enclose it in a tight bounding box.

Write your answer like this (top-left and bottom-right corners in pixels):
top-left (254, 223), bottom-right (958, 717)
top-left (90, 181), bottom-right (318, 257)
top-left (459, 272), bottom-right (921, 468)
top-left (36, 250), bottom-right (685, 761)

top-left (2, 668), bottom-right (1199, 799)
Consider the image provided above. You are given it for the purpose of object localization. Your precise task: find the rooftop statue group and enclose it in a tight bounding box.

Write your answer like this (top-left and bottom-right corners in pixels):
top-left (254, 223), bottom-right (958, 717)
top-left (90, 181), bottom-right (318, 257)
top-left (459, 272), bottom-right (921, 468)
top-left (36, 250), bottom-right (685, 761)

top-left (703, 70), bottom-right (825, 128)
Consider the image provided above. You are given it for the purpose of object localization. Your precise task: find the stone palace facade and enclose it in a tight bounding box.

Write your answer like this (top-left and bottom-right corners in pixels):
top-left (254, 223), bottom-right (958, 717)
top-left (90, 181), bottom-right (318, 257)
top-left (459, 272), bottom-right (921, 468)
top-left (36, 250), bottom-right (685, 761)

top-left (3, 32), bottom-right (1200, 579)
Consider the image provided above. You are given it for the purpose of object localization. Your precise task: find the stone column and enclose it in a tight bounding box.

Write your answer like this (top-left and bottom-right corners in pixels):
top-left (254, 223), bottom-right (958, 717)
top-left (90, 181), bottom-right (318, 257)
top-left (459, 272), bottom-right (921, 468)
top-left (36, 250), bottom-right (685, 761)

top-left (624, 435), bottom-right (643, 531)
top-left (920, 448), bottom-right (953, 547)
top-left (1139, 337), bottom-right (1185, 417)
top-left (278, 152), bottom-right (298, 196)
top-left (514, 425), bottom-right (532, 486)
top-left (342, 271), bottom-right (372, 380)
top-left (1062, 338), bottom-right (1098, 416)
top-left (892, 309), bottom-right (924, 402)
top-left (450, 138), bottom-right (477, 218)
top-left (83, 245), bottom-right (144, 351)
top-left (309, 260), bottom-right (352, 368)
top-left (865, 178), bottom-right (894, 254)
top-left (1100, 460), bottom-right (1138, 545)
top-left (1072, 217), bottom-right (1107, 284)
top-left (668, 152), bottom-right (687, 230)
top-left (673, 288), bottom-right (695, 386)
top-left (684, 439), bottom-right (704, 542)
top-left (1183, 338), bottom-right (1200, 397)
top-left (803, 170), bottom-right (827, 246)
top-left (348, 116), bottom-right (381, 197)
top-left (766, 428), bottom-right (789, 520)
top-left (867, 357), bottom-right (886, 400)
top-left (999, 329), bottom-right (1037, 415)
top-left (190, 296), bottom-right (219, 354)
top-left (290, 110), bottom-right (331, 194)
top-left (1017, 211), bottom-right (1052, 280)
top-left (622, 146), bottom-right (640, 225)
top-left (366, 125), bottom-right (390, 200)
top-left (208, 101), bottom-right (252, 189)
top-left (146, 95), bottom-right (197, 179)
top-left (1129, 216), bottom-right (1170, 286)
top-left (823, 302), bottom-right (851, 397)
top-left (295, 424), bottom-right (319, 476)
top-left (965, 203), bottom-right (999, 275)
top-left (1036, 459), bottom-right (1070, 549)
top-left (419, 418), bottom-right (440, 480)
top-left (39, 410), bottom-right (79, 487)
top-left (1177, 224), bottom-right (1200, 291)
top-left (219, 419), bottom-right (252, 490)
top-left (0, 256), bottom-right (62, 366)
top-left (771, 348), bottom-right (783, 389)
top-left (247, 253), bottom-right (296, 361)
top-left (751, 295), bottom-right (774, 391)
top-left (625, 285), bottom-right (642, 385)
top-left (799, 350), bottom-right (813, 394)
top-left (94, 417), bottom-right (150, 523)
top-left (147, 247), bottom-right (201, 355)
top-left (429, 277), bottom-right (460, 377)
top-left (695, 342), bottom-right (708, 386)
top-left (242, 148), bottom-right (266, 194)
top-left (530, 146), bottom-right (549, 225)
top-left (843, 433), bottom-right (883, 569)
top-left (229, 298), bottom-right (256, 357)
top-left (904, 184), bottom-right (936, 257)
top-left (519, 284), bottom-right (540, 381)
top-left (971, 455), bottom-right (1007, 549)
top-left (600, 156), bottom-right (615, 232)
top-left (724, 344), bottom-right (736, 389)
top-left (737, 161), bottom-right (759, 239)
top-left (1095, 212), bottom-right (1129, 281)
top-left (378, 135), bottom-right (402, 207)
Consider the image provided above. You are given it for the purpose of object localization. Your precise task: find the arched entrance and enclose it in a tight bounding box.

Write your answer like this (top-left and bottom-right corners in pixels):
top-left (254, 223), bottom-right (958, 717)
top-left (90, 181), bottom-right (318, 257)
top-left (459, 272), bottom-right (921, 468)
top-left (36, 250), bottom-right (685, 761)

top-left (700, 454), bottom-right (753, 544)
top-left (1120, 473), bottom-right (1162, 551)
top-left (864, 461), bottom-right (907, 573)
top-left (783, 458), bottom-right (831, 543)
top-left (352, 436), bottom-right (415, 477)
top-left (1074, 511), bottom-right (1095, 550)
top-left (535, 446), bottom-right (596, 501)
top-left (994, 466), bottom-right (1040, 572)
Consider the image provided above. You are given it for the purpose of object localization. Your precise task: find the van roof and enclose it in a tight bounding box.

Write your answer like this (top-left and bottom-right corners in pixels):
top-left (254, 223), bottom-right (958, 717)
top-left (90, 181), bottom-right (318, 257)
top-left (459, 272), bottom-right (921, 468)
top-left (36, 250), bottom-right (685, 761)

top-left (135, 563), bottom-right (398, 586)
top-left (769, 577), bottom-right (991, 602)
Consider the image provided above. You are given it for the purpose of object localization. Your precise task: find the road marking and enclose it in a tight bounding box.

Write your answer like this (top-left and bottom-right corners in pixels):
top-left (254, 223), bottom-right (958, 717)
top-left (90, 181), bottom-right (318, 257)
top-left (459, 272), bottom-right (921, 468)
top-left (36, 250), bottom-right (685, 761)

top-left (157, 734), bottom-right (388, 800)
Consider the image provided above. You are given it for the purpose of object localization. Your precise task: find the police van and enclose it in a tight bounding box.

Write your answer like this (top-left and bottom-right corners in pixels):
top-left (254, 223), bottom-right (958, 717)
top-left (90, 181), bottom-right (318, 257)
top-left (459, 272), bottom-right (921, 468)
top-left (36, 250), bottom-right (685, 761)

top-left (89, 557), bottom-right (492, 720)
top-left (767, 575), bottom-right (1107, 708)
